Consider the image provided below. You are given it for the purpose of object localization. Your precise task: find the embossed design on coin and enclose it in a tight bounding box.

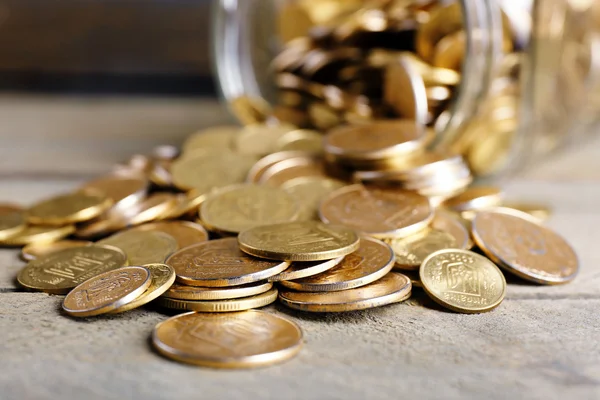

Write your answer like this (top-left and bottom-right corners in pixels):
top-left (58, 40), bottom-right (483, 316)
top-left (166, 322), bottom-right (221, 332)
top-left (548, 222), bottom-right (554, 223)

top-left (388, 229), bottom-right (457, 271)
top-left (472, 211), bottom-right (578, 284)
top-left (63, 266), bottom-right (151, 317)
top-left (319, 185), bottom-right (433, 238)
top-left (152, 310), bottom-right (303, 368)
top-left (166, 238), bottom-right (289, 287)
top-left (238, 221), bottom-right (360, 261)
top-left (200, 184), bottom-right (299, 234)
top-left (279, 273), bottom-right (412, 312)
top-left (420, 249), bottom-right (506, 313)
top-left (27, 191), bottom-right (112, 226)
top-left (17, 245), bottom-right (128, 294)
top-left (279, 237), bottom-right (394, 291)
top-left (98, 230), bottom-right (178, 266)
top-left (111, 263), bottom-right (176, 313)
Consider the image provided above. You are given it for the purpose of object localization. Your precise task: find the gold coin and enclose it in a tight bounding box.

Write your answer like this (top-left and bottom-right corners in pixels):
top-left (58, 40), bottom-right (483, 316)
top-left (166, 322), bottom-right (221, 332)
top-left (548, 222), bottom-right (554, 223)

top-left (238, 221), bottom-right (360, 261)
top-left (2, 224), bottom-right (76, 247)
top-left (62, 266), bottom-right (151, 317)
top-left (246, 151), bottom-right (314, 183)
top-left (432, 30), bottom-right (465, 71)
top-left (127, 193), bottom-right (179, 225)
top-left (152, 310), bottom-right (302, 368)
top-left (111, 264), bottom-right (176, 313)
top-left (157, 288), bottom-right (278, 312)
top-left (21, 240), bottom-right (92, 261)
top-left (159, 190), bottom-right (207, 220)
top-left (324, 120), bottom-right (425, 161)
top-left (230, 96), bottom-right (273, 125)
top-left (164, 281), bottom-right (273, 301)
top-left (166, 238), bottom-right (289, 287)
top-left (17, 244), bottom-right (127, 294)
top-left (279, 237), bottom-right (394, 291)
top-left (200, 184), bottom-right (299, 234)
top-left (98, 230), bottom-right (178, 265)
top-left (81, 175), bottom-right (148, 212)
top-left (471, 210), bottom-right (578, 284)
top-left (420, 249), bottom-right (506, 313)
top-left (258, 155), bottom-right (326, 187)
top-left (27, 191), bottom-right (112, 226)
top-left (281, 177), bottom-right (346, 221)
top-left (443, 186), bottom-right (503, 212)
top-left (275, 129), bottom-right (323, 153)
top-left (74, 212), bottom-right (127, 240)
top-left (182, 126), bottom-right (238, 154)
top-left (132, 221), bottom-right (209, 249)
top-left (0, 211), bottom-right (26, 241)
top-left (279, 272), bottom-right (412, 312)
top-left (171, 151), bottom-right (257, 193)
top-left (234, 124), bottom-right (297, 156)
top-left (387, 229), bottom-right (457, 271)
top-left (384, 55), bottom-right (428, 124)
top-left (269, 256), bottom-right (344, 282)
top-left (431, 210), bottom-right (471, 249)
top-left (501, 202), bottom-right (551, 222)
top-left (319, 185), bottom-right (433, 238)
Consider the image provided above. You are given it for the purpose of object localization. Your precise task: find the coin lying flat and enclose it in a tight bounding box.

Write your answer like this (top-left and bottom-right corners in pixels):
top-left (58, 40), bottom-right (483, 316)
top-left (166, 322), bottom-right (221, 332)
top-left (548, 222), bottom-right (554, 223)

top-left (281, 177), bottom-right (346, 221)
top-left (157, 288), bottom-right (278, 312)
top-left (387, 229), bottom-right (457, 271)
top-left (166, 238), bottom-right (289, 287)
top-left (0, 211), bottom-right (26, 241)
top-left (164, 281), bottom-right (273, 301)
top-left (17, 245), bottom-right (128, 294)
top-left (420, 249), bottom-right (506, 313)
top-left (279, 237), bottom-right (395, 291)
top-left (62, 266), bottom-right (151, 317)
top-left (152, 310), bottom-right (302, 368)
top-left (319, 185), bottom-right (433, 238)
top-left (99, 230), bottom-right (178, 266)
top-left (3, 224), bottom-right (76, 247)
top-left (471, 210), bottom-right (578, 285)
top-left (431, 210), bottom-right (471, 249)
top-left (268, 256), bottom-right (344, 282)
top-left (27, 191), bottom-right (112, 226)
top-left (182, 126), bottom-right (239, 154)
top-left (131, 221), bottom-right (209, 249)
top-left (21, 240), bottom-right (92, 261)
top-left (238, 221), bottom-right (360, 261)
top-left (200, 184), bottom-right (299, 234)
top-left (111, 264), bottom-right (176, 313)
top-left (279, 272), bottom-right (412, 312)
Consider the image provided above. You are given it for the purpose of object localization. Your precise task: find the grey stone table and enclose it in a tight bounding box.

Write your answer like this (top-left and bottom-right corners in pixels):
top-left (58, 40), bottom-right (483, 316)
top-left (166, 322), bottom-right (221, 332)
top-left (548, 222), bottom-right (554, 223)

top-left (1, 96), bottom-right (600, 400)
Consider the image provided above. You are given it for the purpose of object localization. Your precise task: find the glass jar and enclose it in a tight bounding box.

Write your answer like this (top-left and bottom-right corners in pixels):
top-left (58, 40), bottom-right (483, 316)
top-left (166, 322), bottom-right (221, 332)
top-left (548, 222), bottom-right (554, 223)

top-left (212, 0), bottom-right (600, 180)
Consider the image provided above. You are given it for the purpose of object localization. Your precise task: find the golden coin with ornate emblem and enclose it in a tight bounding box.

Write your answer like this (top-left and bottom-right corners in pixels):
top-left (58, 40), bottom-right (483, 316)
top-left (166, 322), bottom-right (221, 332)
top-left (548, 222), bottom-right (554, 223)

top-left (157, 287), bottom-right (278, 312)
top-left (279, 237), bottom-right (394, 291)
top-left (21, 240), bottom-right (92, 261)
top-left (62, 266), bottom-right (151, 317)
top-left (420, 249), bottom-right (506, 313)
top-left (152, 310), bottom-right (302, 368)
top-left (17, 245), bottom-right (128, 294)
top-left (98, 230), bottom-right (178, 266)
top-left (27, 191), bottom-right (112, 226)
top-left (164, 281), bottom-right (273, 301)
top-left (279, 272), bottom-right (412, 312)
top-left (238, 221), bottom-right (360, 261)
top-left (111, 264), bottom-right (176, 313)
top-left (387, 229), bottom-right (457, 271)
top-left (471, 210), bottom-right (578, 284)
top-left (131, 221), bottom-right (208, 249)
top-left (166, 238), bottom-right (289, 287)
top-left (0, 211), bottom-right (26, 241)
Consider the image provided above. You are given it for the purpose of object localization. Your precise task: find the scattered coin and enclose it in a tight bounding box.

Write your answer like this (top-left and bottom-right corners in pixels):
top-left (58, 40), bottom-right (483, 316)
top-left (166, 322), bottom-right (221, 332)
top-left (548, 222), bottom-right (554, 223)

top-left (111, 264), bottom-right (176, 313)
top-left (27, 191), bottom-right (112, 226)
top-left (2, 224), bottom-right (76, 247)
top-left (269, 256), bottom-right (344, 282)
top-left (164, 281), bottom-right (273, 301)
top-left (0, 211), bottom-right (26, 241)
top-left (238, 221), bottom-right (360, 261)
top-left (420, 249), bottom-right (506, 313)
top-left (501, 202), bottom-right (551, 222)
top-left (443, 186), bottom-right (503, 212)
top-left (157, 288), bottom-right (278, 312)
top-left (17, 245), bottom-right (128, 294)
top-left (258, 155), bottom-right (326, 187)
top-left (81, 175), bottom-right (148, 212)
top-left (246, 151), bottom-right (315, 183)
top-left (281, 177), bottom-right (346, 221)
top-left (21, 240), bottom-right (92, 261)
top-left (126, 193), bottom-right (179, 226)
top-left (62, 266), bottom-right (151, 317)
top-left (431, 210), bottom-right (471, 249)
top-left (98, 230), bottom-right (178, 266)
top-left (131, 221), bottom-right (208, 249)
top-left (387, 229), bottom-right (457, 271)
top-left (152, 310), bottom-right (302, 368)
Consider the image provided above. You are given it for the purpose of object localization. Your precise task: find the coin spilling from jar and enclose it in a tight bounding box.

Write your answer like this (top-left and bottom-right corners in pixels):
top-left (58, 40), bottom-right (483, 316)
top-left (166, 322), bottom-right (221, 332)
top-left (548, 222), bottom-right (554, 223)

top-left (0, 0), bottom-right (576, 369)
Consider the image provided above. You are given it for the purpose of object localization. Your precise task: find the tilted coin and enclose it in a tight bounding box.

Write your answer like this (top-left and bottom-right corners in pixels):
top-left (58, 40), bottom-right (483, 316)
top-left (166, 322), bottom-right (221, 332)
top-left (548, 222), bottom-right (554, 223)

top-left (275, 129), bottom-right (323, 153)
top-left (151, 310), bottom-right (302, 368)
top-left (182, 126), bottom-right (239, 154)
top-left (387, 229), bottom-right (457, 271)
top-left (230, 96), bottom-right (273, 126)
top-left (431, 210), bottom-right (471, 249)
top-left (200, 184), bottom-right (299, 234)
top-left (443, 186), bottom-right (503, 212)
top-left (74, 212), bottom-right (127, 240)
top-left (279, 272), bottom-right (412, 312)
top-left (384, 55), bottom-right (428, 125)
top-left (81, 175), bottom-right (148, 212)
top-left (501, 202), bottom-right (551, 222)
top-left (246, 151), bottom-right (314, 183)
top-left (164, 281), bottom-right (273, 301)
top-left (171, 151), bottom-right (257, 193)
top-left (234, 123), bottom-right (297, 156)
top-left (17, 244), bottom-right (128, 294)
top-left (258, 155), bottom-right (326, 187)
top-left (126, 193), bottom-right (179, 225)
top-left (27, 191), bottom-right (112, 226)
top-left (98, 230), bottom-right (178, 266)
top-left (268, 256), bottom-right (344, 282)
top-left (166, 238), bottom-right (290, 287)
top-left (471, 210), bottom-right (578, 284)
top-left (111, 263), bottom-right (176, 313)
top-left (21, 240), bottom-right (92, 261)
top-left (420, 249), bottom-right (506, 313)
top-left (279, 237), bottom-right (394, 291)
top-left (157, 288), bottom-right (278, 312)
top-left (281, 177), bottom-right (346, 221)
top-left (319, 185), bottom-right (433, 238)
top-left (159, 190), bottom-right (206, 220)
top-left (131, 221), bottom-right (209, 249)
top-left (238, 221), bottom-right (360, 261)
top-left (62, 266), bottom-right (151, 317)
top-left (2, 224), bottom-right (76, 247)
top-left (432, 30), bottom-right (465, 71)
top-left (0, 211), bottom-right (26, 241)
